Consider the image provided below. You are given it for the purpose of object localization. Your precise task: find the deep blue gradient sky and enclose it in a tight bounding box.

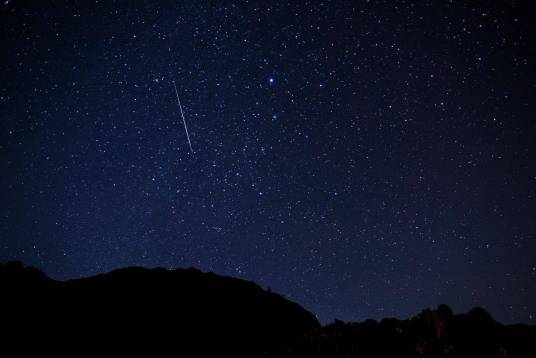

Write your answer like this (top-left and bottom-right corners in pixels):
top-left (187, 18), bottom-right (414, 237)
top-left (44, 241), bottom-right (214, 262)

top-left (1, 0), bottom-right (535, 324)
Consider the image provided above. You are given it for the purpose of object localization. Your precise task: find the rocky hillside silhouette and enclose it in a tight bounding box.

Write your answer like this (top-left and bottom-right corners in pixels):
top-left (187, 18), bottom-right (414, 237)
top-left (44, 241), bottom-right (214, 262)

top-left (2, 261), bottom-right (535, 357)
top-left (277, 304), bottom-right (536, 358)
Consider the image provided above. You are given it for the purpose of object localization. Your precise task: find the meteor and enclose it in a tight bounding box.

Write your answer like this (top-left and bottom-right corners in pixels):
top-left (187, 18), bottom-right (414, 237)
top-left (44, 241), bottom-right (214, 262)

top-left (172, 80), bottom-right (194, 154)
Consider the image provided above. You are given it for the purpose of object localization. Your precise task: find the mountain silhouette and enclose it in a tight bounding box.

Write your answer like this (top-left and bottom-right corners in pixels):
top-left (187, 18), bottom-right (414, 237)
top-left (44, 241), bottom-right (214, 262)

top-left (2, 261), bottom-right (535, 357)
top-left (1, 261), bottom-right (319, 357)
top-left (279, 304), bottom-right (536, 357)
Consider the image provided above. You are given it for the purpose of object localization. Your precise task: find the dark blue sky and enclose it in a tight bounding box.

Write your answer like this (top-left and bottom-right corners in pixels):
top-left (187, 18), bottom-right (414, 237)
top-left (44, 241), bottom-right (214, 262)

top-left (1, 0), bottom-right (535, 324)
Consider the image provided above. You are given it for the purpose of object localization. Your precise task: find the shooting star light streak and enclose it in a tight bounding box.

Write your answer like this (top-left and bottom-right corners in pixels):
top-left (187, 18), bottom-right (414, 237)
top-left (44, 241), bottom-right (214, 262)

top-left (172, 80), bottom-right (194, 154)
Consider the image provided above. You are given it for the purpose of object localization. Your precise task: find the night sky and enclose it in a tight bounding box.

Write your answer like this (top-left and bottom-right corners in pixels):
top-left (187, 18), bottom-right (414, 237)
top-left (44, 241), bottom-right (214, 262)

top-left (1, 0), bottom-right (535, 325)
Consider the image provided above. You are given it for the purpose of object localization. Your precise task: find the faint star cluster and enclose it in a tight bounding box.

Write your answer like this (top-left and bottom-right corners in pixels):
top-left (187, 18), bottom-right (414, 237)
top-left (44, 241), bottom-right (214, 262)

top-left (0, 0), bottom-right (535, 324)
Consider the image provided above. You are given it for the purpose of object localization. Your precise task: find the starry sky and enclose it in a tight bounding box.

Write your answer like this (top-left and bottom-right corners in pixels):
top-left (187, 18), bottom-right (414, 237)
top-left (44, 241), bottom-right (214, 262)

top-left (1, 0), bottom-right (535, 324)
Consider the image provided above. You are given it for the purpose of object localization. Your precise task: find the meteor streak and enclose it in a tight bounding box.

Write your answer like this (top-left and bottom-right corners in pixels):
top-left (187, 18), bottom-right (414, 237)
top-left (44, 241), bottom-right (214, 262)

top-left (172, 80), bottom-right (194, 154)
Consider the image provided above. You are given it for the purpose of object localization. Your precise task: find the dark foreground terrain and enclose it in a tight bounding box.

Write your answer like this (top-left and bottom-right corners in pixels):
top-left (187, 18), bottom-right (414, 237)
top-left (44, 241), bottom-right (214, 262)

top-left (1, 261), bottom-right (535, 357)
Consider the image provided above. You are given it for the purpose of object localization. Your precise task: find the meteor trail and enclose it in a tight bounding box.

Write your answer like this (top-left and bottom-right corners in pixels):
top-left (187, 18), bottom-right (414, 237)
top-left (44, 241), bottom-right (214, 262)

top-left (172, 80), bottom-right (194, 154)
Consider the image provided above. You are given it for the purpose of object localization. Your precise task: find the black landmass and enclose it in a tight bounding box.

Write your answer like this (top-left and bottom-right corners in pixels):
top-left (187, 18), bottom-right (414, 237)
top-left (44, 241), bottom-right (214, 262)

top-left (1, 261), bottom-right (535, 357)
